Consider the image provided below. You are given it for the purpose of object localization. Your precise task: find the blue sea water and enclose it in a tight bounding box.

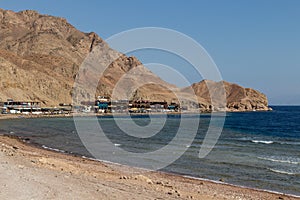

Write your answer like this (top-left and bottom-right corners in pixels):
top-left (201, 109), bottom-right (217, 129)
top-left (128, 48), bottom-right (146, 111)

top-left (0, 106), bottom-right (299, 196)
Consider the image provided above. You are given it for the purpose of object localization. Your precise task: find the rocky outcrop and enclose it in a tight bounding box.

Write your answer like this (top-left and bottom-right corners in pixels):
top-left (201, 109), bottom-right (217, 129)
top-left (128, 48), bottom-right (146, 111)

top-left (183, 80), bottom-right (271, 112)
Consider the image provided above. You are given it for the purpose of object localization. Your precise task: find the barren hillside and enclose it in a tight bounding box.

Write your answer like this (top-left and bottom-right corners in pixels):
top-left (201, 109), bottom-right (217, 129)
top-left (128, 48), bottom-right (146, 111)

top-left (0, 9), bottom-right (270, 111)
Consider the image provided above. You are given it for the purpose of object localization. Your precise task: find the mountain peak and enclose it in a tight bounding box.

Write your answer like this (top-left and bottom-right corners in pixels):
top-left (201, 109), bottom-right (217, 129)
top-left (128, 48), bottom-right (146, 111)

top-left (0, 9), bottom-right (270, 111)
top-left (0, 9), bottom-right (175, 106)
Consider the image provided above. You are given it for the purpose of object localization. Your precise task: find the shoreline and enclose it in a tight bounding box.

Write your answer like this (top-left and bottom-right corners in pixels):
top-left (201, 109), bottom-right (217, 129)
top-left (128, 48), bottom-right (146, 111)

top-left (0, 134), bottom-right (298, 199)
top-left (181, 175), bottom-right (300, 199)
top-left (37, 141), bottom-right (300, 199)
top-left (0, 108), bottom-right (273, 121)
top-left (24, 140), bottom-right (300, 199)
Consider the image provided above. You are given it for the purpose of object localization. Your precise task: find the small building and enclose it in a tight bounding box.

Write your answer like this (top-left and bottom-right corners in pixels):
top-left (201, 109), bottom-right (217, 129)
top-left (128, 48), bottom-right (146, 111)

top-left (110, 100), bottom-right (129, 113)
top-left (2, 99), bottom-right (41, 114)
top-left (97, 101), bottom-right (109, 109)
top-left (129, 100), bottom-right (151, 113)
top-left (168, 102), bottom-right (179, 112)
top-left (131, 100), bottom-right (150, 109)
top-left (95, 96), bottom-right (110, 113)
top-left (150, 101), bottom-right (168, 112)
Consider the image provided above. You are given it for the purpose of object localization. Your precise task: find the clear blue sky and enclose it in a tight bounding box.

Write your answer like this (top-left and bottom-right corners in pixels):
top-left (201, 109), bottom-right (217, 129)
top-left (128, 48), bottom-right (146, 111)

top-left (1, 0), bottom-right (299, 105)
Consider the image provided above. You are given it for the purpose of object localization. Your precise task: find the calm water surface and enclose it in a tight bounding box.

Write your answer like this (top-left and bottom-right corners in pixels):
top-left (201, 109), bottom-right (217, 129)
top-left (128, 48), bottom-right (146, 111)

top-left (0, 106), bottom-right (299, 196)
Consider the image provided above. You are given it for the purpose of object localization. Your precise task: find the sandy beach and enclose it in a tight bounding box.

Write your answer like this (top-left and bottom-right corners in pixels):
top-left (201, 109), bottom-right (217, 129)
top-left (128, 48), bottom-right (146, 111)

top-left (0, 135), bottom-right (298, 200)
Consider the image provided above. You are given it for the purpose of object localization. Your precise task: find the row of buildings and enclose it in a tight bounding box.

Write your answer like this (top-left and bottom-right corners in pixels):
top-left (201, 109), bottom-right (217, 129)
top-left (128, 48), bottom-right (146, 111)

top-left (0, 99), bottom-right (72, 115)
top-left (0, 99), bottom-right (42, 114)
top-left (0, 97), bottom-right (181, 115)
top-left (79, 97), bottom-right (181, 113)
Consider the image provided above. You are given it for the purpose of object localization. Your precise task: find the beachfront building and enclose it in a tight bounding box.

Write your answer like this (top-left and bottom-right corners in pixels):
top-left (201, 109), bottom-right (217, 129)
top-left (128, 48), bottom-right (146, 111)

top-left (79, 100), bottom-right (98, 113)
top-left (1, 99), bottom-right (42, 114)
top-left (129, 100), bottom-right (151, 113)
top-left (110, 100), bottom-right (128, 113)
top-left (75, 97), bottom-right (181, 114)
top-left (150, 101), bottom-right (168, 112)
top-left (95, 96), bottom-right (109, 113)
top-left (40, 103), bottom-right (73, 115)
top-left (128, 100), bottom-right (178, 113)
top-left (168, 102), bottom-right (179, 112)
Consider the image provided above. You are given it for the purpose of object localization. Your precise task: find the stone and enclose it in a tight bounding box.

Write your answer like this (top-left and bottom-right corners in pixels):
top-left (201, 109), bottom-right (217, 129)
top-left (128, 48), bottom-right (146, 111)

top-left (156, 181), bottom-right (165, 186)
top-left (134, 175), bottom-right (153, 184)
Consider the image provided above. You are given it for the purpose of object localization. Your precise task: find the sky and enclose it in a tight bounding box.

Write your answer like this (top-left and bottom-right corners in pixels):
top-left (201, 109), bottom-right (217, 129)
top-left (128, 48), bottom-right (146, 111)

top-left (0, 0), bottom-right (299, 105)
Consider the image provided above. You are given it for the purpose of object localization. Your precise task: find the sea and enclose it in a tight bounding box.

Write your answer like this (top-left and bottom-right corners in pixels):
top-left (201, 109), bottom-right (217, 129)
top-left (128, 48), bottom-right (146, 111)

top-left (0, 106), bottom-right (299, 196)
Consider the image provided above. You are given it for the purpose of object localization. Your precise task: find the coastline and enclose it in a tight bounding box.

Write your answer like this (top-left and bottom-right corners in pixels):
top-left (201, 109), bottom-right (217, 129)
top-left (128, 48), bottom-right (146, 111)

top-left (0, 108), bottom-right (273, 121)
top-left (0, 134), bottom-right (298, 200)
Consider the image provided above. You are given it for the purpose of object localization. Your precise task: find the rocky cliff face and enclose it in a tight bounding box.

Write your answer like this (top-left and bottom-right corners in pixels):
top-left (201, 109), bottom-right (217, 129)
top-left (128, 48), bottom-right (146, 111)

top-left (183, 80), bottom-right (270, 112)
top-left (0, 9), bottom-right (175, 106)
top-left (0, 9), bottom-right (270, 111)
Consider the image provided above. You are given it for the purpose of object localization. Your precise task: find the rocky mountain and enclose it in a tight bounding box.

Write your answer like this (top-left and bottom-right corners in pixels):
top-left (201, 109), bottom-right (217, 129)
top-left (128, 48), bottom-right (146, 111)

top-left (0, 9), bottom-right (175, 106)
top-left (182, 80), bottom-right (270, 111)
top-left (0, 9), bottom-right (270, 111)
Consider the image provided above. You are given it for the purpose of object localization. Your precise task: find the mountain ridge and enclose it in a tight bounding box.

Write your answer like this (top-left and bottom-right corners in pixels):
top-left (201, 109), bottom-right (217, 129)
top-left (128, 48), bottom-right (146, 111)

top-left (0, 9), bottom-right (270, 111)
